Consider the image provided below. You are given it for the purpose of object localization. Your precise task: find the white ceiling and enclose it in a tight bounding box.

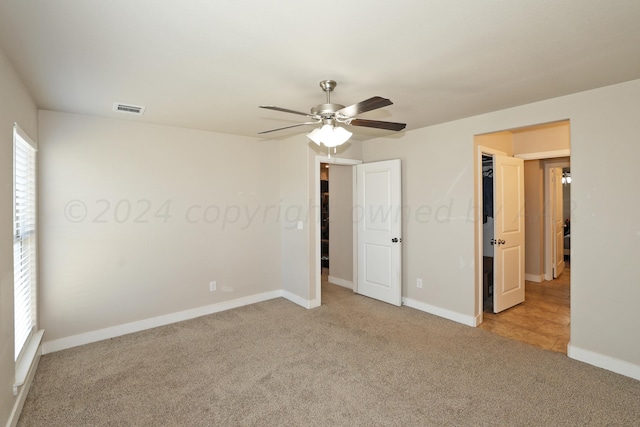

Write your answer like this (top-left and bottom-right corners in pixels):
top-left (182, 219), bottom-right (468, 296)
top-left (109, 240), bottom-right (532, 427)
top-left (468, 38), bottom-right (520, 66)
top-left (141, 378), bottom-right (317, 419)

top-left (1, 0), bottom-right (640, 141)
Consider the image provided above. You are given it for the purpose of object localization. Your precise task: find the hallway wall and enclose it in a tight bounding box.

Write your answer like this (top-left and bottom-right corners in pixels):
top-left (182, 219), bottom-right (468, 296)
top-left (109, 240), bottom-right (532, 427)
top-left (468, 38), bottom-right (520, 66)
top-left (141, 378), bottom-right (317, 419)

top-left (362, 79), bottom-right (640, 379)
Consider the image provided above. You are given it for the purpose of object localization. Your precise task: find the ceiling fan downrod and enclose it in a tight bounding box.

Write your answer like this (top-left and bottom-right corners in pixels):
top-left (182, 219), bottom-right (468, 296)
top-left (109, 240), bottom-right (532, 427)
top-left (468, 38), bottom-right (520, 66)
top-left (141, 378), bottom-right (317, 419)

top-left (310, 80), bottom-right (345, 117)
top-left (319, 79), bottom-right (337, 104)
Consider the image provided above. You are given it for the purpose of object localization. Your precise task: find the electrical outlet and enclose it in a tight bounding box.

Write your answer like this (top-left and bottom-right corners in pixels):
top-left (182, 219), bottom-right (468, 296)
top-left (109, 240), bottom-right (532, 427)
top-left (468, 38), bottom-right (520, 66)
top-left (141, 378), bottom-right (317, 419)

top-left (209, 281), bottom-right (217, 292)
top-left (417, 278), bottom-right (423, 289)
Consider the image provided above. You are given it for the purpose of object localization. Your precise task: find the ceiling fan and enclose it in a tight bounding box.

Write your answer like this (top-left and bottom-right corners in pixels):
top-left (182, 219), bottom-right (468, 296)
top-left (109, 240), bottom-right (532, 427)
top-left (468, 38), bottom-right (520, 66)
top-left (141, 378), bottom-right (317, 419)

top-left (259, 80), bottom-right (406, 147)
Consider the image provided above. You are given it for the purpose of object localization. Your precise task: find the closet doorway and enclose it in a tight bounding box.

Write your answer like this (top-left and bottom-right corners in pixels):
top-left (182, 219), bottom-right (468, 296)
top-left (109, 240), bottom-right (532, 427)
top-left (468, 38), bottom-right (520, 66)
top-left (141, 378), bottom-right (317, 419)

top-left (315, 158), bottom-right (360, 304)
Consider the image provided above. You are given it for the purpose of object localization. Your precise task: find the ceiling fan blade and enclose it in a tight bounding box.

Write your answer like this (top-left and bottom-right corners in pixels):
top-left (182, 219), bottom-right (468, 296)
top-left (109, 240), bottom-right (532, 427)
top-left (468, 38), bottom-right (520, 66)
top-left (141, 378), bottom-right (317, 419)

top-left (349, 119), bottom-right (406, 131)
top-left (337, 96), bottom-right (393, 117)
top-left (258, 122), bottom-right (317, 134)
top-left (259, 105), bottom-right (316, 118)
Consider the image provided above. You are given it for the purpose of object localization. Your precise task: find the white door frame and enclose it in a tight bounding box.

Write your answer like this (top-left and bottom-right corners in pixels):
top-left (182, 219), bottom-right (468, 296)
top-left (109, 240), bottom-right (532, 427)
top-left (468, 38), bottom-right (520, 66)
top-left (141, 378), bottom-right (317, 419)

top-left (544, 159), bottom-right (570, 281)
top-left (313, 156), bottom-right (361, 306)
top-left (475, 145), bottom-right (507, 323)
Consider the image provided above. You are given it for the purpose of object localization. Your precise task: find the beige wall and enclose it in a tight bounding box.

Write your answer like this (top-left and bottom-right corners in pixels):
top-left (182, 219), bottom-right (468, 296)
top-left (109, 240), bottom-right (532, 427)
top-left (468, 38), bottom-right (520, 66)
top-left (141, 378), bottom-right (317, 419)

top-left (328, 164), bottom-right (353, 285)
top-left (278, 137), bottom-right (362, 304)
top-left (364, 127), bottom-right (477, 316)
top-left (524, 160), bottom-right (545, 278)
top-left (280, 135), bottom-right (311, 301)
top-left (513, 121), bottom-right (570, 155)
top-left (307, 144), bottom-right (362, 303)
top-left (0, 48), bottom-right (38, 427)
top-left (2, 54), bottom-right (639, 427)
top-left (475, 131), bottom-right (514, 156)
top-left (363, 79), bottom-right (640, 376)
top-left (38, 111), bottom-right (282, 343)
top-left (563, 179), bottom-right (571, 221)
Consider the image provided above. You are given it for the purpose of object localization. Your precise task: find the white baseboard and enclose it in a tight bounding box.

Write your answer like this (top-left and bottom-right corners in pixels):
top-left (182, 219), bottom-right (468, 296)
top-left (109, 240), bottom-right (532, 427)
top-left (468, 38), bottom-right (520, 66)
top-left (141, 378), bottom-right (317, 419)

top-left (327, 275), bottom-right (353, 289)
top-left (307, 299), bottom-right (321, 309)
top-left (403, 297), bottom-right (476, 327)
top-left (282, 290), bottom-right (318, 309)
top-left (42, 290), bottom-right (283, 354)
top-left (473, 313), bottom-right (483, 327)
top-left (567, 342), bottom-right (640, 381)
top-left (525, 273), bottom-right (543, 283)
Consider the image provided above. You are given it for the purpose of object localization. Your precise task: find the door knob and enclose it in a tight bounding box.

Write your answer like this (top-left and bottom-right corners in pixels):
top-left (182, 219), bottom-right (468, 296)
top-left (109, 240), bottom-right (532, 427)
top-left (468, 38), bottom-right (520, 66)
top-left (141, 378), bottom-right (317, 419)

top-left (391, 238), bottom-right (402, 243)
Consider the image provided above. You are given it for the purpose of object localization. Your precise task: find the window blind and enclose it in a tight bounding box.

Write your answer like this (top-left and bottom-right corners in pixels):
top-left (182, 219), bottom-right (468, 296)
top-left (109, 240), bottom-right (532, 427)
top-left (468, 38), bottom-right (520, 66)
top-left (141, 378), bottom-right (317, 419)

top-left (14, 124), bottom-right (37, 361)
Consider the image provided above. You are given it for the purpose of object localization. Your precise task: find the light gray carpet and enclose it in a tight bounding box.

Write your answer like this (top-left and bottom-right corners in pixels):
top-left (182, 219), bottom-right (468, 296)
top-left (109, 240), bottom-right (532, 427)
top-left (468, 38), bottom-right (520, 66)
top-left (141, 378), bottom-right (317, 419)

top-left (18, 283), bottom-right (640, 426)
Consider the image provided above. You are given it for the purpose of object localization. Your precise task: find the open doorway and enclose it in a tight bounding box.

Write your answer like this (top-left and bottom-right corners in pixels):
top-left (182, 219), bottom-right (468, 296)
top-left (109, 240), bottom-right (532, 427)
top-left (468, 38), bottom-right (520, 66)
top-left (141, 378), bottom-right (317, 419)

top-left (314, 157), bottom-right (402, 307)
top-left (313, 157), bottom-right (360, 306)
top-left (319, 163), bottom-right (355, 292)
top-left (475, 121), bottom-right (572, 353)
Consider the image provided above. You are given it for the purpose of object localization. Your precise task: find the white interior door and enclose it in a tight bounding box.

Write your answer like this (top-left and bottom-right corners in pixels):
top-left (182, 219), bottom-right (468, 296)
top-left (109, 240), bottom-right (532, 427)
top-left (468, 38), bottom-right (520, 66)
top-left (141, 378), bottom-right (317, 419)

top-left (493, 155), bottom-right (525, 313)
top-left (551, 167), bottom-right (565, 278)
top-left (356, 159), bottom-right (402, 306)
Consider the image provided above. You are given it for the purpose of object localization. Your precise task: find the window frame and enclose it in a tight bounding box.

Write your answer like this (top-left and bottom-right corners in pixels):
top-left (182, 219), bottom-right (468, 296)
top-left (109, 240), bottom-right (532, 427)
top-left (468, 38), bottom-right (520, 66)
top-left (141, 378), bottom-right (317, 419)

top-left (12, 123), bottom-right (42, 395)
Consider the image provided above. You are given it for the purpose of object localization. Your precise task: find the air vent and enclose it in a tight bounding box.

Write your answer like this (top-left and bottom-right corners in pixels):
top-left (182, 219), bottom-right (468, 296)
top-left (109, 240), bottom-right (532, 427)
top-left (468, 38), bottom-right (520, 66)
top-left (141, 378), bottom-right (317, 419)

top-left (113, 102), bottom-right (146, 116)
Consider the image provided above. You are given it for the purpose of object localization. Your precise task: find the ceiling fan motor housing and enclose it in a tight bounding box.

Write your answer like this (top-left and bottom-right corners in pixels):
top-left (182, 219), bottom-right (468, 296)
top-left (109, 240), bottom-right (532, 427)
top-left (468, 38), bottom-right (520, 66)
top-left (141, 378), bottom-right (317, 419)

top-left (310, 103), bottom-right (345, 117)
top-left (313, 79), bottom-right (343, 118)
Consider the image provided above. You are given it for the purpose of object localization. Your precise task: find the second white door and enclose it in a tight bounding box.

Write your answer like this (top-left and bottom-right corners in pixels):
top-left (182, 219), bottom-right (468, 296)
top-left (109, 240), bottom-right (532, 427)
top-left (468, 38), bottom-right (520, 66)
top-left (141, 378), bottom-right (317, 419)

top-left (493, 154), bottom-right (525, 313)
top-left (551, 167), bottom-right (565, 278)
top-left (356, 159), bottom-right (402, 306)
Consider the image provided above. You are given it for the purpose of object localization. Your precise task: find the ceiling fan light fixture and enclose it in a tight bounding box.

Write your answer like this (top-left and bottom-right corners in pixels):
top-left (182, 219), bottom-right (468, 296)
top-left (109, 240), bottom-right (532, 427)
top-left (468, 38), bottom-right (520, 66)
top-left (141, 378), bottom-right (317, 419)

top-left (307, 124), bottom-right (352, 148)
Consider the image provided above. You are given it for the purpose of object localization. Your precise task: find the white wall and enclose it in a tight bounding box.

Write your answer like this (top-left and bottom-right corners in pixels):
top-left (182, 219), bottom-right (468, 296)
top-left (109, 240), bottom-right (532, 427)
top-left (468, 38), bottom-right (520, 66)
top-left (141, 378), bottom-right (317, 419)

top-left (0, 48), bottom-right (38, 427)
top-left (362, 79), bottom-right (640, 377)
top-left (38, 111), bottom-right (282, 345)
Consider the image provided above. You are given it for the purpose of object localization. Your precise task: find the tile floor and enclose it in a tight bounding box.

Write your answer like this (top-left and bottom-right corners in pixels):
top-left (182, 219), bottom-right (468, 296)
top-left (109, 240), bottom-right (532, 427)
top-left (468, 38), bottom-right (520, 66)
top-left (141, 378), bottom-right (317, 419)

top-left (478, 265), bottom-right (571, 353)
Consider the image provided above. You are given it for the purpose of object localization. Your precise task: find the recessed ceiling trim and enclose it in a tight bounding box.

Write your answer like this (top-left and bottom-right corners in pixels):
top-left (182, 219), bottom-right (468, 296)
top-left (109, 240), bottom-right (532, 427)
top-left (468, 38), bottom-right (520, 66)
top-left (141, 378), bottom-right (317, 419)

top-left (113, 102), bottom-right (146, 116)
